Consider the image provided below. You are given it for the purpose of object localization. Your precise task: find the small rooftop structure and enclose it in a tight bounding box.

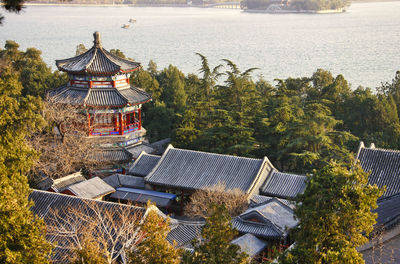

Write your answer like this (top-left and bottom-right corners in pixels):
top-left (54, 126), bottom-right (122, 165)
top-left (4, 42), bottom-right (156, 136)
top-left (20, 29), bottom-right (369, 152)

top-left (128, 152), bottom-right (161, 176)
top-left (260, 169), bottom-right (307, 200)
top-left (65, 176), bottom-right (115, 199)
top-left (103, 173), bottom-right (145, 189)
top-left (167, 220), bottom-right (204, 249)
top-left (47, 171), bottom-right (86, 192)
top-left (144, 145), bottom-right (274, 195)
top-left (356, 142), bottom-right (400, 199)
top-left (231, 233), bottom-right (268, 257)
top-left (233, 197), bottom-right (297, 240)
top-left (250, 194), bottom-right (295, 209)
top-left (126, 144), bottom-right (157, 160)
top-left (109, 188), bottom-right (176, 208)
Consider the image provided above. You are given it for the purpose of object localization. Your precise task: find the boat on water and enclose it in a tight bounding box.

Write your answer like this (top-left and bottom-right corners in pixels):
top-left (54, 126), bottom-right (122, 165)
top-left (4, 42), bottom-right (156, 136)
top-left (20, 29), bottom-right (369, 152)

top-left (129, 18), bottom-right (136, 23)
top-left (122, 24), bottom-right (130, 29)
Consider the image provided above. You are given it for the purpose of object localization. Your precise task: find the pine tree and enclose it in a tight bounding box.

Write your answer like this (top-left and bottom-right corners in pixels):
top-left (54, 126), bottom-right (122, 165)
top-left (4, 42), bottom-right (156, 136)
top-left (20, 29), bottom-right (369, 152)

top-left (184, 204), bottom-right (248, 264)
top-left (0, 67), bottom-right (52, 263)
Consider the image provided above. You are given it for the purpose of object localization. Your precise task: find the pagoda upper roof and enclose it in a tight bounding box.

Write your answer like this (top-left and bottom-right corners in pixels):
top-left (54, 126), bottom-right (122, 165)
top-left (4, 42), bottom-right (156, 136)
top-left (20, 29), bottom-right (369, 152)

top-left (56, 32), bottom-right (140, 76)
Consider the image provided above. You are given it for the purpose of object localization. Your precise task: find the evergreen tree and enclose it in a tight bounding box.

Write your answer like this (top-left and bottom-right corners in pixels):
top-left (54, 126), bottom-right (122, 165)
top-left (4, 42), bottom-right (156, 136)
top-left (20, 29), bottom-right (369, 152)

top-left (184, 204), bottom-right (248, 264)
top-left (128, 204), bottom-right (181, 264)
top-left (159, 65), bottom-right (187, 112)
top-left (281, 162), bottom-right (383, 264)
top-left (0, 67), bottom-right (52, 263)
top-left (0, 41), bottom-right (67, 98)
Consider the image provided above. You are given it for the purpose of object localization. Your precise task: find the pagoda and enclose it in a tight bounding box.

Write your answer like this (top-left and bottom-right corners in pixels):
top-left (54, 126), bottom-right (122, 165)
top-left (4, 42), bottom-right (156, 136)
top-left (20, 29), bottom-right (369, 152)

top-left (49, 32), bottom-right (152, 173)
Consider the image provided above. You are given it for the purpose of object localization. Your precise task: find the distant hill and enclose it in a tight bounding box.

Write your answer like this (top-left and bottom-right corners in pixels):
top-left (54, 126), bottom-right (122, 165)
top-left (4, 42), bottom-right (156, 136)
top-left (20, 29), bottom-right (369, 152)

top-left (241, 0), bottom-right (349, 11)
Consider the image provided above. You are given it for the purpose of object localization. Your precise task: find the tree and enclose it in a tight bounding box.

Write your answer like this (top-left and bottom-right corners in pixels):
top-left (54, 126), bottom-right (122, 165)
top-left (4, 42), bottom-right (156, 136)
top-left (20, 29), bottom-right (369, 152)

top-left (1, 0), bottom-right (25, 24)
top-left (75, 44), bottom-right (88, 56)
top-left (283, 102), bottom-right (357, 172)
top-left (127, 203), bottom-right (181, 264)
top-left (159, 65), bottom-right (187, 112)
top-left (184, 182), bottom-right (248, 218)
top-left (46, 200), bottom-right (143, 264)
top-left (71, 237), bottom-right (108, 264)
top-left (0, 41), bottom-right (67, 98)
top-left (0, 66), bottom-right (52, 263)
top-left (184, 204), bottom-right (248, 264)
top-left (280, 162), bottom-right (384, 264)
top-left (29, 97), bottom-right (109, 180)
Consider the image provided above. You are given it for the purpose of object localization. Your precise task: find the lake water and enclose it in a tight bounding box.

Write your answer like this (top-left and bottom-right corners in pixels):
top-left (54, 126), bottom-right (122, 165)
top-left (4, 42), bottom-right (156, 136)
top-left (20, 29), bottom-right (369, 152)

top-left (1, 2), bottom-right (400, 88)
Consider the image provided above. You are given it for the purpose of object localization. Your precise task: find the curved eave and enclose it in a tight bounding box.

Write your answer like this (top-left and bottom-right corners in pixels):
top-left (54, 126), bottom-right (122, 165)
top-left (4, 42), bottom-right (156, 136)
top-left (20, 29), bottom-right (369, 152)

top-left (84, 98), bottom-right (152, 109)
top-left (56, 66), bottom-right (141, 76)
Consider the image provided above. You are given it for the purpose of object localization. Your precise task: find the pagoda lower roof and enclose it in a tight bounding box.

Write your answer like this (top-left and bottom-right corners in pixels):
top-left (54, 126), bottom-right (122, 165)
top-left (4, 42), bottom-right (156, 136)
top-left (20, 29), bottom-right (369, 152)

top-left (48, 85), bottom-right (151, 107)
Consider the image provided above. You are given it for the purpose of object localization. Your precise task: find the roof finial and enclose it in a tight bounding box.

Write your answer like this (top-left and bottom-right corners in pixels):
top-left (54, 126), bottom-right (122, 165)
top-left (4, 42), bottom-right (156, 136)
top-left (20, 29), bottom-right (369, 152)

top-left (93, 31), bottom-right (102, 48)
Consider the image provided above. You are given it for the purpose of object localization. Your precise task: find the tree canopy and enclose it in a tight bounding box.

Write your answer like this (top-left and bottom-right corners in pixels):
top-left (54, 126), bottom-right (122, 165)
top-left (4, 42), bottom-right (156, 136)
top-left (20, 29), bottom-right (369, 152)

top-left (280, 162), bottom-right (383, 264)
top-left (0, 66), bottom-right (52, 263)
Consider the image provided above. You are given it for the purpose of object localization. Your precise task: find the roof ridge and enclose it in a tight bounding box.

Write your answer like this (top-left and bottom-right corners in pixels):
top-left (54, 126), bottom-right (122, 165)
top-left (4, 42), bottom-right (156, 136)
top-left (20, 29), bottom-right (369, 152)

top-left (55, 46), bottom-right (94, 67)
top-left (31, 189), bottom-right (144, 210)
top-left (100, 48), bottom-right (123, 72)
top-left (85, 46), bottom-right (98, 72)
top-left (365, 147), bottom-right (400, 153)
top-left (170, 146), bottom-right (264, 162)
top-left (274, 171), bottom-right (306, 177)
top-left (102, 48), bottom-right (139, 66)
top-left (144, 145), bottom-right (174, 181)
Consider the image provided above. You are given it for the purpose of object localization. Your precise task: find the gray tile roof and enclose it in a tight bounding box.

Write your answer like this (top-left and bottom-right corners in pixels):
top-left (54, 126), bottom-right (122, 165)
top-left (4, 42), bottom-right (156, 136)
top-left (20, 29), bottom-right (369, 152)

top-left (29, 190), bottom-right (145, 263)
top-left (232, 218), bottom-right (282, 239)
top-left (66, 177), bottom-right (115, 199)
top-left (90, 148), bottom-right (133, 162)
top-left (126, 143), bottom-right (157, 159)
top-left (144, 145), bottom-right (274, 194)
top-left (167, 221), bottom-right (204, 248)
top-left (260, 169), bottom-right (307, 200)
top-left (128, 152), bottom-right (161, 177)
top-left (250, 194), bottom-right (295, 209)
top-left (231, 233), bottom-right (268, 257)
top-left (103, 174), bottom-right (145, 189)
top-left (356, 142), bottom-right (400, 199)
top-left (233, 198), bottom-right (297, 240)
top-left (50, 171), bottom-right (86, 192)
top-left (374, 193), bottom-right (400, 229)
top-left (109, 188), bottom-right (176, 207)
top-left (49, 86), bottom-right (151, 107)
top-left (56, 32), bottom-right (140, 76)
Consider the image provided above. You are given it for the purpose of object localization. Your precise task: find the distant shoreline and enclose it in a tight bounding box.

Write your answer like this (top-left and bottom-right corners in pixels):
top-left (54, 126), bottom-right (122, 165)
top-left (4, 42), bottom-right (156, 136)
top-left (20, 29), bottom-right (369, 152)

top-left (23, 0), bottom-right (400, 8)
top-left (243, 8), bottom-right (345, 14)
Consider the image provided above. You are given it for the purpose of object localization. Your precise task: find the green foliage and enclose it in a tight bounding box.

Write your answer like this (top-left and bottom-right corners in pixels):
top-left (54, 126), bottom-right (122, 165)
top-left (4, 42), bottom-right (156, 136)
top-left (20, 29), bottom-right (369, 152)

top-left (110, 48), bottom-right (127, 59)
top-left (280, 162), bottom-right (384, 264)
top-left (183, 204), bottom-right (248, 264)
top-left (71, 238), bottom-right (108, 264)
top-left (75, 43), bottom-right (88, 56)
top-left (128, 204), bottom-right (181, 264)
top-left (0, 40), bottom-right (67, 98)
top-left (0, 66), bottom-right (52, 263)
top-left (159, 64), bottom-right (187, 112)
top-left (1, 0), bottom-right (25, 24)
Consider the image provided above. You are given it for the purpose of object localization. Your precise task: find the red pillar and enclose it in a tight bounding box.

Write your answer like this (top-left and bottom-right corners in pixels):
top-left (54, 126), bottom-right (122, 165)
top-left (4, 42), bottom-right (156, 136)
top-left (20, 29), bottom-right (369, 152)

top-left (119, 113), bottom-right (124, 135)
top-left (138, 108), bottom-right (141, 130)
top-left (89, 80), bottom-right (93, 88)
top-left (88, 113), bottom-right (91, 136)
